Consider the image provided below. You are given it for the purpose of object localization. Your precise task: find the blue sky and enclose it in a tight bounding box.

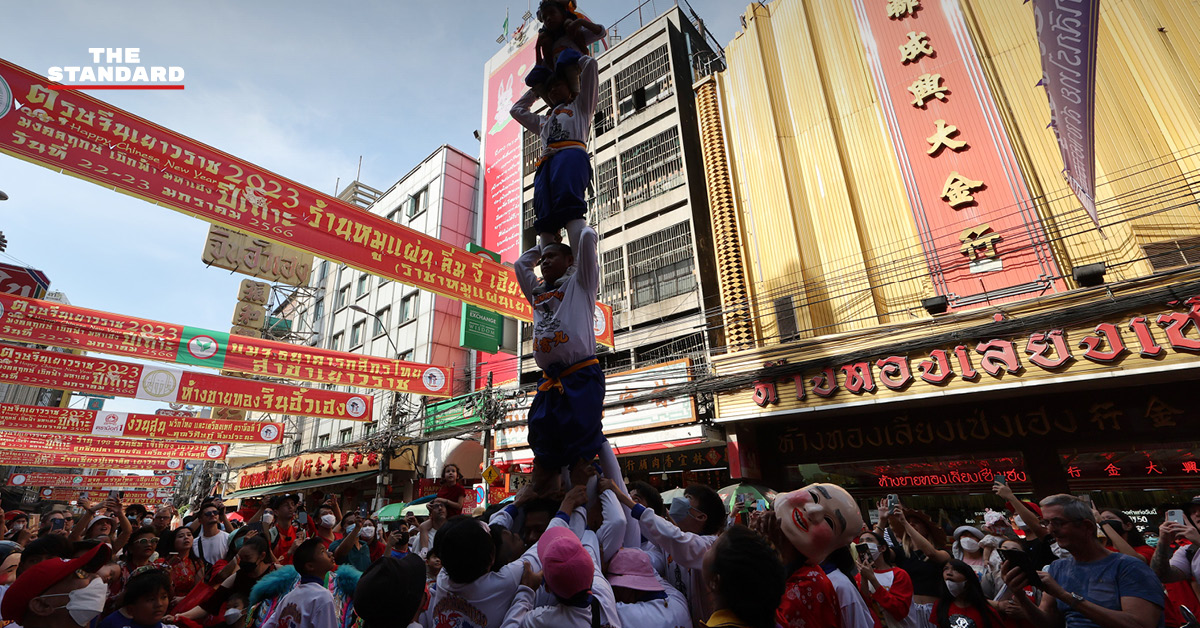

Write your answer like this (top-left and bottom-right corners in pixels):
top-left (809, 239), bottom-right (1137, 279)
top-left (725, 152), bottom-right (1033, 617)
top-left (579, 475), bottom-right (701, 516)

top-left (0, 1), bottom-right (746, 412)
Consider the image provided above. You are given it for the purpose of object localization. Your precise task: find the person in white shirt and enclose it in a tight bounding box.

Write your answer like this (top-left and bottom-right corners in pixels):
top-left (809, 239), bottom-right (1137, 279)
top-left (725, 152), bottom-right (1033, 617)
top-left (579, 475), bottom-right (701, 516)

top-left (192, 503), bottom-right (229, 567)
top-left (424, 488), bottom-right (587, 628)
top-left (262, 539), bottom-right (337, 628)
top-left (824, 547), bottom-right (878, 628)
top-left (500, 522), bottom-right (621, 628)
top-left (607, 547), bottom-right (691, 628)
top-left (613, 483), bottom-right (726, 622)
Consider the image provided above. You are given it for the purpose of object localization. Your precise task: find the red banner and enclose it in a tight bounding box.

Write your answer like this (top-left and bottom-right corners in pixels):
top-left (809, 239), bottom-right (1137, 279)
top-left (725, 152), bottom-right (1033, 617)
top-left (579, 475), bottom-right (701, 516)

top-left (0, 59), bottom-right (532, 322)
top-left (0, 293), bottom-right (452, 396)
top-left (0, 403), bottom-right (283, 444)
top-left (40, 488), bottom-right (172, 506)
top-left (0, 431), bottom-right (225, 460)
top-left (7, 472), bottom-right (177, 488)
top-left (0, 343), bottom-right (374, 421)
top-left (0, 450), bottom-right (184, 471)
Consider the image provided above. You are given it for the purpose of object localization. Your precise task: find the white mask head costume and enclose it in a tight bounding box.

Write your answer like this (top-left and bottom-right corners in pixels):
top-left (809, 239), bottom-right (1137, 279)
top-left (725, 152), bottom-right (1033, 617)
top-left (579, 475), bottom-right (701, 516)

top-left (773, 483), bottom-right (864, 564)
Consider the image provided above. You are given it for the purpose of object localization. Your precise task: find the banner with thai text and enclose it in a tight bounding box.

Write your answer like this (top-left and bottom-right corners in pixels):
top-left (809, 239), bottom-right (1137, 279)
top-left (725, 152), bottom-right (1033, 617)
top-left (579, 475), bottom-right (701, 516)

top-left (0, 293), bottom-right (452, 396)
top-left (1031, 0), bottom-right (1100, 226)
top-left (0, 403), bottom-right (283, 444)
top-left (40, 488), bottom-right (172, 506)
top-left (0, 431), bottom-right (225, 460)
top-left (0, 344), bottom-right (373, 421)
top-left (0, 450), bottom-right (183, 471)
top-left (6, 472), bottom-right (176, 488)
top-left (0, 59), bottom-right (532, 322)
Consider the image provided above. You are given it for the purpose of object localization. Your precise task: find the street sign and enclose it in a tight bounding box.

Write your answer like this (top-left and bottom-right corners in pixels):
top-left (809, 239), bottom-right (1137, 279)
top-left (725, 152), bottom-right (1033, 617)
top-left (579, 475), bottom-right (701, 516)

top-left (461, 244), bottom-right (505, 353)
top-left (86, 397), bottom-right (104, 411)
top-left (482, 464), bottom-right (501, 485)
top-left (0, 262), bottom-right (50, 299)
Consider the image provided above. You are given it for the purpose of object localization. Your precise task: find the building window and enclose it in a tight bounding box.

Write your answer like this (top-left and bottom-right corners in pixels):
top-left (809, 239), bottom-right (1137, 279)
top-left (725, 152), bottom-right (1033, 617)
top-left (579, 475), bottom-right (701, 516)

top-left (398, 349), bottom-right (414, 362)
top-left (374, 307), bottom-right (390, 337)
top-left (1144, 237), bottom-right (1200, 271)
top-left (331, 332), bottom-right (344, 351)
top-left (523, 197), bottom-right (536, 231)
top-left (387, 208), bottom-right (402, 223)
top-left (364, 423), bottom-right (377, 438)
top-left (291, 441), bottom-right (302, 455)
top-left (615, 44), bottom-right (672, 121)
top-left (318, 434), bottom-right (330, 448)
top-left (774, 295), bottom-right (800, 342)
top-left (523, 127), bottom-right (541, 177)
top-left (595, 79), bottom-right (615, 136)
top-left (356, 273), bottom-right (369, 298)
top-left (400, 293), bottom-right (419, 324)
top-left (601, 247), bottom-right (626, 310)
top-left (636, 332), bottom-right (708, 370)
top-left (628, 221), bottom-right (696, 309)
top-left (339, 428), bottom-right (353, 444)
top-left (620, 126), bottom-right (684, 208)
top-left (407, 186), bottom-right (429, 219)
top-left (317, 260), bottom-right (329, 284)
top-left (593, 158), bottom-right (620, 218)
top-left (313, 299), bottom-right (325, 324)
top-left (335, 285), bottom-right (349, 310)
top-left (351, 321), bottom-right (365, 348)
top-left (297, 310), bottom-right (307, 334)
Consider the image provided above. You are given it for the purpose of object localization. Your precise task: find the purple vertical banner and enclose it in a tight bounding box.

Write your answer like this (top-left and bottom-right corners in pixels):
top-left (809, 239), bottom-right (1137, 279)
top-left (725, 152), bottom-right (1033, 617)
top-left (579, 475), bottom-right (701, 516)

top-left (1032, 0), bottom-right (1101, 228)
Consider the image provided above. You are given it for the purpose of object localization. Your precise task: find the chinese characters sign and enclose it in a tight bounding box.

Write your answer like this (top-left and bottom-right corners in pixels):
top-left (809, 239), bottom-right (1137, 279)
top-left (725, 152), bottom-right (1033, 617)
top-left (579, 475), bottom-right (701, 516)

top-left (0, 343), bottom-right (374, 421)
top-left (0, 293), bottom-right (451, 396)
top-left (0, 403), bottom-right (283, 444)
top-left (0, 58), bottom-right (532, 322)
top-left (7, 472), bottom-right (176, 489)
top-left (853, 0), bottom-right (1063, 307)
top-left (236, 448), bottom-right (414, 490)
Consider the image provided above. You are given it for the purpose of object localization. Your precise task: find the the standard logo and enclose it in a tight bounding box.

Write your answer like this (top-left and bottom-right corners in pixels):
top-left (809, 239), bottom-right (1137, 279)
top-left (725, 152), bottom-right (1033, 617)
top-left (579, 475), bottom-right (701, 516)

top-left (259, 424), bottom-right (280, 442)
top-left (346, 396), bottom-right (368, 418)
top-left (0, 73), bottom-right (12, 120)
top-left (206, 445), bottom-right (223, 459)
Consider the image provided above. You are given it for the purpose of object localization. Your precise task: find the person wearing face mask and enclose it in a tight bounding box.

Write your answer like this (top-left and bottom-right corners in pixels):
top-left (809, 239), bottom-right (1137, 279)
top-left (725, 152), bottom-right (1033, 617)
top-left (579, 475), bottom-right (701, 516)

top-left (310, 499), bottom-right (343, 550)
top-left (612, 483), bottom-right (727, 623)
top-left (0, 543), bottom-right (112, 628)
top-left (3, 511), bottom-right (30, 545)
top-left (329, 514), bottom-right (373, 572)
top-left (856, 531), bottom-right (916, 628)
top-left (953, 527), bottom-right (987, 579)
top-left (157, 527), bottom-right (207, 607)
top-left (931, 560), bottom-right (1005, 628)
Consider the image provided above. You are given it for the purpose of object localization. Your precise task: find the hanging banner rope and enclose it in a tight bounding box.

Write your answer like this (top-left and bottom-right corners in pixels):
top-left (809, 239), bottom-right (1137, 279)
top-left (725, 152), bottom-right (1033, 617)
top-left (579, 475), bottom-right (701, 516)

top-left (0, 343), bottom-right (374, 422)
top-left (0, 450), bottom-right (184, 471)
top-left (0, 293), bottom-right (452, 396)
top-left (6, 473), bottom-right (176, 489)
top-left (0, 431), bottom-right (226, 460)
top-left (0, 59), bottom-right (532, 322)
top-left (0, 403), bottom-right (283, 444)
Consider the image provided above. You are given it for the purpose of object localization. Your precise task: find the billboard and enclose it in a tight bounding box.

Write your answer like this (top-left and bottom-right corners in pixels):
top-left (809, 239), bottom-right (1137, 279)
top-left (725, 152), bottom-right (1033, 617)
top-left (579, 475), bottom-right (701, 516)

top-left (0, 450), bottom-right (184, 471)
top-left (0, 403), bottom-right (283, 444)
top-left (203, 224), bottom-right (314, 286)
top-left (0, 293), bottom-right (451, 396)
top-left (0, 59), bottom-right (531, 322)
top-left (0, 262), bottom-right (50, 299)
top-left (0, 343), bottom-right (373, 421)
top-left (7, 473), bottom-right (176, 489)
top-left (0, 431), bottom-right (226, 460)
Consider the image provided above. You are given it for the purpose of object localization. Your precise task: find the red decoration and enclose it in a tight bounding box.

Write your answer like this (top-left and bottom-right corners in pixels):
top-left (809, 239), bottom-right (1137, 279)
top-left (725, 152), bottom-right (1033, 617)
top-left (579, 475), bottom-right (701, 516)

top-left (954, 345), bottom-right (980, 380)
top-left (841, 362), bottom-right (877, 394)
top-left (918, 349), bottom-right (954, 384)
top-left (876, 356), bottom-right (913, 391)
top-left (1156, 312), bottom-right (1200, 352)
top-left (1025, 329), bottom-right (1073, 369)
top-left (810, 367), bottom-right (838, 398)
top-left (1079, 323), bottom-right (1127, 363)
top-left (1128, 316), bottom-right (1164, 357)
top-left (976, 340), bottom-right (1022, 377)
top-left (752, 380), bottom-right (779, 408)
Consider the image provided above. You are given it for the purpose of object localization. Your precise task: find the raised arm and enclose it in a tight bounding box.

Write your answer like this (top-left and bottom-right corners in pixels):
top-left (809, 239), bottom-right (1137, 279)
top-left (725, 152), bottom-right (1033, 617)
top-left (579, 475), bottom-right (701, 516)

top-left (596, 487), bottom-right (626, 563)
top-left (575, 224), bottom-right (599, 300)
top-left (992, 484), bottom-right (1047, 539)
top-left (574, 55), bottom-right (599, 120)
top-left (1151, 523), bottom-right (1195, 583)
top-left (894, 510), bottom-right (950, 564)
top-left (511, 89), bottom-right (544, 135)
top-left (615, 490), bottom-right (714, 569)
top-left (515, 244), bottom-right (543, 301)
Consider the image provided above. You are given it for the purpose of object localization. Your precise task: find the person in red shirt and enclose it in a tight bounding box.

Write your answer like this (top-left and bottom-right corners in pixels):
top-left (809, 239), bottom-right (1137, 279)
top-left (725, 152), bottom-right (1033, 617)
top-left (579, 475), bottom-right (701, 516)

top-left (756, 483), bottom-right (865, 628)
top-left (435, 464), bottom-right (468, 517)
top-left (309, 497), bottom-right (344, 550)
top-left (930, 560), bottom-right (1006, 628)
top-left (855, 531), bottom-right (914, 628)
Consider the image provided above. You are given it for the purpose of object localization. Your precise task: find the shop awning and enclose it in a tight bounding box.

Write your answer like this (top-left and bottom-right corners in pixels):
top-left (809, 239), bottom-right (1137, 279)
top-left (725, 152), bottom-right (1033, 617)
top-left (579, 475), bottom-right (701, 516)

top-left (225, 470), bottom-right (377, 500)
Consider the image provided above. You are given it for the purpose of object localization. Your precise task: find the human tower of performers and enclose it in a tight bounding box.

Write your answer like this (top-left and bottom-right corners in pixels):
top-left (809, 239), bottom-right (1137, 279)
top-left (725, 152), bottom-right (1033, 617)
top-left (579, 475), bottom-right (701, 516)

top-left (0, 2), bottom-right (1197, 628)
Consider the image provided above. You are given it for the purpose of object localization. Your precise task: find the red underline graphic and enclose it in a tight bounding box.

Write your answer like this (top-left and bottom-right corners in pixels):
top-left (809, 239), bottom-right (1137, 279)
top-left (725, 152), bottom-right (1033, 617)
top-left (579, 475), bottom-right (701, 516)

top-left (50, 85), bottom-right (186, 91)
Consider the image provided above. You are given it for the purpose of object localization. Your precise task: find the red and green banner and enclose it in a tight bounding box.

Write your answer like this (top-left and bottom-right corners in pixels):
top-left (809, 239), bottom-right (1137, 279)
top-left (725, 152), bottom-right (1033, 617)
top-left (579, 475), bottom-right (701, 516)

top-left (0, 450), bottom-right (184, 471)
top-left (0, 343), bottom-right (374, 421)
top-left (40, 488), bottom-right (172, 506)
top-left (6, 472), bottom-right (177, 489)
top-left (0, 431), bottom-right (226, 460)
top-left (0, 59), bottom-right (532, 322)
top-left (0, 403), bottom-right (283, 444)
top-left (0, 293), bottom-right (452, 396)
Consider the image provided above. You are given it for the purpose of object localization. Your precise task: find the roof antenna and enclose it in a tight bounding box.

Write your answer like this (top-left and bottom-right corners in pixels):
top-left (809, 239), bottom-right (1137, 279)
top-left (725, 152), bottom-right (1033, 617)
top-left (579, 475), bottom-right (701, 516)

top-left (356, 156), bottom-right (363, 183)
top-left (334, 177), bottom-right (340, 195)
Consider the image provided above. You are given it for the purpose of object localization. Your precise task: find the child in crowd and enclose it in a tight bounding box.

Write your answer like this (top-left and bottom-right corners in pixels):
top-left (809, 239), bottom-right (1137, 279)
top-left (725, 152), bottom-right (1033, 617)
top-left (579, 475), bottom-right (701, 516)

top-left (261, 539), bottom-right (337, 628)
top-left (534, 1), bottom-right (607, 85)
top-left (97, 566), bottom-right (196, 628)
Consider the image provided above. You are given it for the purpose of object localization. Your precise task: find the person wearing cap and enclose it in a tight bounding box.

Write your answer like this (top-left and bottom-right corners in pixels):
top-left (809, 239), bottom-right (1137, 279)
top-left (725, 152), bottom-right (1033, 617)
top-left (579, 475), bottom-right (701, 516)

top-left (606, 547), bottom-right (690, 628)
top-left (992, 481), bottom-right (1049, 541)
top-left (3, 511), bottom-right (29, 544)
top-left (70, 499), bottom-right (133, 555)
top-left (251, 495), bottom-right (302, 565)
top-left (1, 543), bottom-right (111, 628)
top-left (354, 554), bottom-right (428, 628)
top-left (500, 521), bottom-right (620, 628)
top-left (951, 526), bottom-right (987, 578)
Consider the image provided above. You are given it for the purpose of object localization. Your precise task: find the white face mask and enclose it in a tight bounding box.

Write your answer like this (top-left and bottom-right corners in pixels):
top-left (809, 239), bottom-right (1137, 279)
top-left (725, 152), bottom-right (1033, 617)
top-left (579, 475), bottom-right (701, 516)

top-left (41, 576), bottom-right (108, 625)
top-left (11, 523), bottom-right (23, 531)
top-left (224, 608), bottom-right (244, 624)
top-left (864, 542), bottom-right (880, 560)
top-left (359, 526), bottom-right (376, 540)
top-left (945, 579), bottom-right (966, 598)
top-left (320, 514), bottom-right (336, 528)
top-left (1051, 541), bottom-right (1071, 558)
top-left (262, 513), bottom-right (275, 526)
top-left (142, 517), bottom-right (153, 526)
top-left (960, 537), bottom-right (981, 553)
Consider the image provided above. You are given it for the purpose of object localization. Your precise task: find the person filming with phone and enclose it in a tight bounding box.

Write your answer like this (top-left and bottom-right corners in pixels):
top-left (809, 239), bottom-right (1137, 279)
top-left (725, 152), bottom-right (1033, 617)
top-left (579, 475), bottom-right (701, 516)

top-left (1001, 494), bottom-right (1163, 628)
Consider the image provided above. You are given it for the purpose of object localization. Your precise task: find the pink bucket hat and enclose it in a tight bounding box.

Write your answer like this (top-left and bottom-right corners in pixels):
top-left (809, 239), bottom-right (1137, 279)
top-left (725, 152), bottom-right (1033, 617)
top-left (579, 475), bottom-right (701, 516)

top-left (537, 526), bottom-right (594, 599)
top-left (606, 548), bottom-right (664, 592)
